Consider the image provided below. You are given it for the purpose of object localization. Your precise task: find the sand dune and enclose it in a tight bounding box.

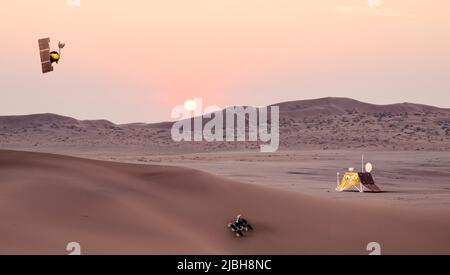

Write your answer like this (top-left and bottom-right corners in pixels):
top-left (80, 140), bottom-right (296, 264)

top-left (0, 150), bottom-right (449, 255)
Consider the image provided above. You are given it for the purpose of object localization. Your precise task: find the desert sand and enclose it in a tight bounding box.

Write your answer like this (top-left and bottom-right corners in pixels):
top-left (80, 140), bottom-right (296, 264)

top-left (92, 150), bottom-right (450, 209)
top-left (1, 150), bottom-right (449, 255)
top-left (0, 98), bottom-right (449, 254)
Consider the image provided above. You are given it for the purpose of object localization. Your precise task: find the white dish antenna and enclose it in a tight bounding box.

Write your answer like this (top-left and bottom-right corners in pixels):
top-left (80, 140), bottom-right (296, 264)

top-left (365, 162), bottom-right (373, 173)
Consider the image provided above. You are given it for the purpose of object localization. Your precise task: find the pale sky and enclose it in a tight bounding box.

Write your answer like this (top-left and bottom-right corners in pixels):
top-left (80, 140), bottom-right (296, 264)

top-left (1, 0), bottom-right (449, 123)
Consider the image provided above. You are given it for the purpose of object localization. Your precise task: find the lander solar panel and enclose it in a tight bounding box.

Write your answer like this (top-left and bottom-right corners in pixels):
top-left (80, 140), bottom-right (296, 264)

top-left (358, 172), bottom-right (382, 192)
top-left (38, 38), bottom-right (53, 73)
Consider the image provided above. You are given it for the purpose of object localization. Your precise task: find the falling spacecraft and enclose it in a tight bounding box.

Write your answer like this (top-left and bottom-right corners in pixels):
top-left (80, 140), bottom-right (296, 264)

top-left (38, 38), bottom-right (65, 74)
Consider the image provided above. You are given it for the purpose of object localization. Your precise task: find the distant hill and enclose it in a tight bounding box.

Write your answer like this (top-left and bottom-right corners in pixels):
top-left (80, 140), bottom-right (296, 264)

top-left (276, 97), bottom-right (449, 116)
top-left (0, 97), bottom-right (449, 153)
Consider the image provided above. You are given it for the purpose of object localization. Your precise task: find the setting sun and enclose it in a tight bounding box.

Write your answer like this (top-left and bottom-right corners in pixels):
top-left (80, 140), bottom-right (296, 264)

top-left (184, 99), bottom-right (197, 112)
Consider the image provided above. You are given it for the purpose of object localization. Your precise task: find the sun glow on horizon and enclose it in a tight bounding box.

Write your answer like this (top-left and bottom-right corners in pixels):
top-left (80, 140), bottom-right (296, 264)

top-left (0, 0), bottom-right (449, 123)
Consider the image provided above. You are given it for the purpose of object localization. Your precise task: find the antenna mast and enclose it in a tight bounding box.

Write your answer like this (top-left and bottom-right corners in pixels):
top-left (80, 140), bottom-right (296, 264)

top-left (361, 154), bottom-right (364, 172)
top-left (336, 172), bottom-right (340, 190)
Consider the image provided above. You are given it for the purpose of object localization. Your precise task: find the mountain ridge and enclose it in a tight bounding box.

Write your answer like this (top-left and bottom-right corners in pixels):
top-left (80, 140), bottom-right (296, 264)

top-left (0, 97), bottom-right (449, 152)
top-left (1, 97), bottom-right (448, 126)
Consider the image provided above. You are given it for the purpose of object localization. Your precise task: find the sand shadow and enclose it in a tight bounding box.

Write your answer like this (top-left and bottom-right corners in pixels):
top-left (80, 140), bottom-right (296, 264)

top-left (287, 171), bottom-right (314, 175)
top-left (339, 190), bottom-right (400, 194)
